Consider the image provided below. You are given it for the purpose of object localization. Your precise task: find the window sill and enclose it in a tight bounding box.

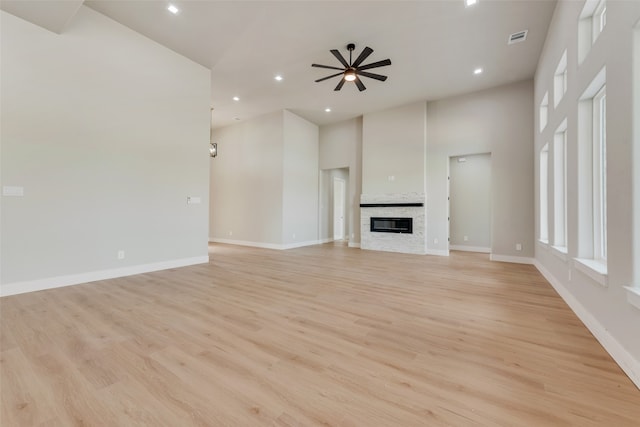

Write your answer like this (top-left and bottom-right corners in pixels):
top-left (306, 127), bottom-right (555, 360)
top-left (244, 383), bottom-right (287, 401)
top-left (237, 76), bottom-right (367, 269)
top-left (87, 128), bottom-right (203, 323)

top-left (537, 239), bottom-right (549, 250)
top-left (573, 258), bottom-right (608, 287)
top-left (624, 287), bottom-right (640, 311)
top-left (551, 245), bottom-right (568, 261)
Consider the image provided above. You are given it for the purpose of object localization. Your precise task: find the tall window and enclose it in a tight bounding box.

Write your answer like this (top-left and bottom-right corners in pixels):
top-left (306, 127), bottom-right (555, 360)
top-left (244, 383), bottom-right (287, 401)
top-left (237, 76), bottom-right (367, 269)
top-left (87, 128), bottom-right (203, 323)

top-left (577, 68), bottom-right (606, 271)
top-left (539, 92), bottom-right (549, 132)
top-left (592, 0), bottom-right (607, 43)
top-left (540, 144), bottom-right (549, 243)
top-left (593, 85), bottom-right (607, 261)
top-left (578, 0), bottom-right (607, 64)
top-left (554, 51), bottom-right (568, 108)
top-left (553, 122), bottom-right (567, 249)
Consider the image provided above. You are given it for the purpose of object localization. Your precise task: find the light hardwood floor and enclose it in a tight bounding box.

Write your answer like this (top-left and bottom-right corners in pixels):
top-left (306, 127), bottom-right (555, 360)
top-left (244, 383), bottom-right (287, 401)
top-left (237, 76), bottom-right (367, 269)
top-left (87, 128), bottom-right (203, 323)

top-left (1, 243), bottom-right (639, 426)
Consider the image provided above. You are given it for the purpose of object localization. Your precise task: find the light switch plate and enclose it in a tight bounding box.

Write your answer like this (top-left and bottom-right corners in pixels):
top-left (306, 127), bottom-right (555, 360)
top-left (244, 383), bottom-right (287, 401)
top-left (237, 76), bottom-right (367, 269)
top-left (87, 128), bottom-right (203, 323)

top-left (3, 186), bottom-right (24, 196)
top-left (187, 196), bottom-right (201, 204)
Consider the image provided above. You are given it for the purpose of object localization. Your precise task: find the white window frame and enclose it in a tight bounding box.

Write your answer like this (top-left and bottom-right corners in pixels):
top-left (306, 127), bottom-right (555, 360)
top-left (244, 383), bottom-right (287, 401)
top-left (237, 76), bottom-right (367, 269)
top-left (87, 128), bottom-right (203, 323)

top-left (592, 85), bottom-right (607, 262)
top-left (554, 51), bottom-right (568, 108)
top-left (592, 0), bottom-right (607, 44)
top-left (539, 92), bottom-right (549, 132)
top-left (539, 144), bottom-right (549, 244)
top-left (553, 121), bottom-right (568, 251)
top-left (578, 0), bottom-right (607, 64)
top-left (576, 67), bottom-right (606, 284)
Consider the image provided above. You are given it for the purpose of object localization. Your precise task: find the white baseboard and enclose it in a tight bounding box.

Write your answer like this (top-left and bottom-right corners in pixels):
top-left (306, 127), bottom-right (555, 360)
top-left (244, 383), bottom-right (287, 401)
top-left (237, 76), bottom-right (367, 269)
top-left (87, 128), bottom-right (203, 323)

top-left (535, 260), bottom-right (640, 390)
top-left (210, 238), bottom-right (321, 250)
top-left (348, 242), bottom-right (361, 248)
top-left (320, 238), bottom-right (334, 244)
top-left (490, 254), bottom-right (534, 264)
top-left (426, 249), bottom-right (449, 256)
top-left (281, 240), bottom-right (323, 250)
top-left (449, 245), bottom-right (491, 253)
top-left (0, 256), bottom-right (210, 297)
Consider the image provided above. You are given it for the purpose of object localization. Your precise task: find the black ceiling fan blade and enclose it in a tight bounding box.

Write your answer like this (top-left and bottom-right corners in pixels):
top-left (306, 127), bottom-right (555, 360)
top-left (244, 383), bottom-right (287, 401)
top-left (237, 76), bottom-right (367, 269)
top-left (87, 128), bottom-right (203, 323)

top-left (330, 49), bottom-right (350, 68)
top-left (334, 79), bottom-right (346, 91)
top-left (358, 58), bottom-right (392, 71)
top-left (357, 71), bottom-right (387, 82)
top-left (351, 46), bottom-right (373, 68)
top-left (354, 76), bottom-right (366, 92)
top-left (315, 72), bottom-right (344, 83)
top-left (312, 64), bottom-right (345, 71)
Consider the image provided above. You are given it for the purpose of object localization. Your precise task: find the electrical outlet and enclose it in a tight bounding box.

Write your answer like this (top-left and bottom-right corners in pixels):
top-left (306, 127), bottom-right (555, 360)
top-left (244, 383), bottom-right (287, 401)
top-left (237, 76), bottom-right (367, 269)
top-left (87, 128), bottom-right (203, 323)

top-left (434, 238), bottom-right (439, 244)
top-left (292, 233), bottom-right (296, 239)
top-left (117, 250), bottom-right (125, 260)
top-left (229, 231), bottom-right (233, 236)
top-left (516, 243), bottom-right (522, 251)
top-left (464, 235), bottom-right (468, 241)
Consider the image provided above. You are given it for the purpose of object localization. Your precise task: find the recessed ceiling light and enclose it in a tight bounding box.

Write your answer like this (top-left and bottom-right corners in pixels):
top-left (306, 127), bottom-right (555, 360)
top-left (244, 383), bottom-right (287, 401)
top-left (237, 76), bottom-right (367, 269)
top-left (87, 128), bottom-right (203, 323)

top-left (234, 117), bottom-right (240, 121)
top-left (167, 4), bottom-right (179, 14)
top-left (325, 108), bottom-right (331, 113)
top-left (274, 75), bottom-right (283, 81)
top-left (465, 0), bottom-right (478, 7)
top-left (232, 96), bottom-right (240, 101)
top-left (474, 68), bottom-right (483, 75)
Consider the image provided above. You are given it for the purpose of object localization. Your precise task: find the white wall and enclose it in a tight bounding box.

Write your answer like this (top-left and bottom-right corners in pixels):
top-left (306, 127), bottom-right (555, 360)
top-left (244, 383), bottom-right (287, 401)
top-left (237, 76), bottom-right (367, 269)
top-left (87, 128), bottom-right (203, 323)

top-left (210, 110), bottom-right (319, 249)
top-left (362, 102), bottom-right (427, 195)
top-left (209, 111), bottom-right (284, 245)
top-left (427, 80), bottom-right (535, 260)
top-left (319, 117), bottom-right (362, 245)
top-left (282, 110), bottom-right (319, 245)
top-left (449, 153), bottom-right (492, 250)
top-left (0, 7), bottom-right (211, 295)
top-left (534, 0), bottom-right (640, 387)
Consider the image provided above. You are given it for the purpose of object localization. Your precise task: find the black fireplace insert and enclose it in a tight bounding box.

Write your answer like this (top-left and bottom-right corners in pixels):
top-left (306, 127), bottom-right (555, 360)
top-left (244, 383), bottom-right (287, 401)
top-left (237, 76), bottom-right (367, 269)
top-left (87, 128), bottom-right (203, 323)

top-left (370, 217), bottom-right (413, 234)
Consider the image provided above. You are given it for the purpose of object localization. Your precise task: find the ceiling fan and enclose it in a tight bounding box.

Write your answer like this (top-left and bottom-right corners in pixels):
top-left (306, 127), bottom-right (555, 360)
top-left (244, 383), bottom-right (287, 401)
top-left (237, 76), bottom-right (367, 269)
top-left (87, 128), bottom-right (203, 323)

top-left (312, 43), bottom-right (391, 91)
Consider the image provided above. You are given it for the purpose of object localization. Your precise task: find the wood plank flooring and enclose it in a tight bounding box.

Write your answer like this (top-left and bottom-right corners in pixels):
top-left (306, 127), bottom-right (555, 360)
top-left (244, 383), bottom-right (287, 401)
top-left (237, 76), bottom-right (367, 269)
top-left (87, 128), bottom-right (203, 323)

top-left (1, 243), bottom-right (639, 426)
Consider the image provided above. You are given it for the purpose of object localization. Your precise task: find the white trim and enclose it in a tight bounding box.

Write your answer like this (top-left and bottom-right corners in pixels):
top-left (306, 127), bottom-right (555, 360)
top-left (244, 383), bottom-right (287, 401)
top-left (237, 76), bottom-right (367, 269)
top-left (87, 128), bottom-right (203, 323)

top-left (449, 245), bottom-right (491, 253)
top-left (426, 249), bottom-right (449, 256)
top-left (0, 256), bottom-right (209, 297)
top-left (281, 240), bottom-right (324, 250)
top-left (624, 286), bottom-right (640, 311)
top-left (210, 238), bottom-right (283, 250)
top-left (551, 245), bottom-right (569, 261)
top-left (490, 254), bottom-right (534, 264)
top-left (537, 239), bottom-right (549, 248)
top-left (535, 260), bottom-right (640, 390)
top-left (348, 242), bottom-right (361, 248)
top-left (319, 237), bottom-right (334, 244)
top-left (210, 238), bottom-right (322, 250)
top-left (573, 257), bottom-right (608, 287)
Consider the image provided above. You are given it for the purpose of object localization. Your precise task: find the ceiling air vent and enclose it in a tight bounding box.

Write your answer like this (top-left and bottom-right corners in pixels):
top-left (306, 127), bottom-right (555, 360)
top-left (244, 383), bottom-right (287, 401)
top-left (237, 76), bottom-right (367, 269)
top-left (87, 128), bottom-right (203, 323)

top-left (508, 30), bottom-right (528, 45)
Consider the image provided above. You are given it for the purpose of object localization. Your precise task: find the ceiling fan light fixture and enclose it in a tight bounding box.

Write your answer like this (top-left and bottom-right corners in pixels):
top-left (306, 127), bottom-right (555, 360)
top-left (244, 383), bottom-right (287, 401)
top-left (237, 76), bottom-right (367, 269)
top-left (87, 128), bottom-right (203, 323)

top-left (312, 43), bottom-right (391, 92)
top-left (344, 69), bottom-right (357, 82)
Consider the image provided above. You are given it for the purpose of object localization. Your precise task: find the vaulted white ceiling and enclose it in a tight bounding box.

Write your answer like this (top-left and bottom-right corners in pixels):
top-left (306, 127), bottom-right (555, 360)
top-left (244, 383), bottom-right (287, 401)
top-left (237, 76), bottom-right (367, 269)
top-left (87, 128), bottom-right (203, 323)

top-left (2, 0), bottom-right (557, 129)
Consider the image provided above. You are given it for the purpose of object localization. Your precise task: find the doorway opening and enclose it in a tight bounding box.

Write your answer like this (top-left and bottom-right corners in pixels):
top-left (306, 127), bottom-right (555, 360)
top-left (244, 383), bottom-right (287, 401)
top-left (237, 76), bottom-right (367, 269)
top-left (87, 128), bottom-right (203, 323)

top-left (448, 153), bottom-right (492, 253)
top-left (319, 168), bottom-right (349, 243)
top-left (333, 177), bottom-right (346, 240)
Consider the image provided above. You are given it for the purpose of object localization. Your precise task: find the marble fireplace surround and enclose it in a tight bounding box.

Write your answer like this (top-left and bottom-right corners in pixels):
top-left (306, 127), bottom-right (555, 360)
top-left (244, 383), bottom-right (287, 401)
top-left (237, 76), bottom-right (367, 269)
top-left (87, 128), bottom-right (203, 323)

top-left (360, 193), bottom-right (427, 255)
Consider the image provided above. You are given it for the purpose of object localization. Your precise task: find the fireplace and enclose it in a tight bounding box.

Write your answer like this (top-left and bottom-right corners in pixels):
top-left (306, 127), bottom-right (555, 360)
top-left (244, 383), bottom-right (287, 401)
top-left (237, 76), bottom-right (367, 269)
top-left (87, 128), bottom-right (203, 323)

top-left (360, 193), bottom-right (426, 254)
top-left (370, 217), bottom-right (413, 234)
